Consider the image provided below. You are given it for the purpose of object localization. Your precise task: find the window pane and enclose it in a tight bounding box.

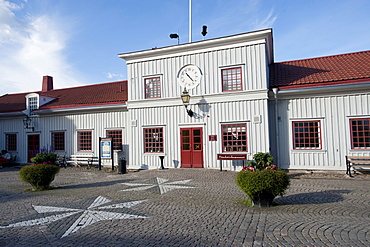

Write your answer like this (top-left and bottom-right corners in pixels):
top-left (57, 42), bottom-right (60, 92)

top-left (145, 77), bottom-right (161, 98)
top-left (52, 132), bottom-right (65, 151)
top-left (292, 121), bottom-right (321, 150)
top-left (222, 123), bottom-right (247, 152)
top-left (144, 127), bottom-right (164, 153)
top-left (221, 67), bottom-right (242, 92)
top-left (106, 130), bottom-right (123, 151)
top-left (6, 134), bottom-right (17, 151)
top-left (77, 131), bottom-right (92, 151)
top-left (350, 118), bottom-right (370, 149)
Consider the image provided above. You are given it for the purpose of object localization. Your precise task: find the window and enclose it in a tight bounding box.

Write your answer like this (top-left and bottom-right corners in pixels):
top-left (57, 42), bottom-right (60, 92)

top-left (221, 67), bottom-right (242, 92)
top-left (144, 127), bottom-right (164, 153)
top-left (292, 121), bottom-right (322, 150)
top-left (52, 132), bottom-right (65, 152)
top-left (77, 131), bottom-right (92, 151)
top-left (350, 118), bottom-right (370, 149)
top-left (106, 130), bottom-right (123, 151)
top-left (145, 77), bottom-right (161, 98)
top-left (222, 123), bottom-right (247, 152)
top-left (28, 97), bottom-right (38, 113)
top-left (6, 134), bottom-right (17, 151)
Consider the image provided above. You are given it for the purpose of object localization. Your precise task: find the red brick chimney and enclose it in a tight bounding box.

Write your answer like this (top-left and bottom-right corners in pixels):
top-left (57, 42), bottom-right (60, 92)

top-left (42, 75), bottom-right (54, 92)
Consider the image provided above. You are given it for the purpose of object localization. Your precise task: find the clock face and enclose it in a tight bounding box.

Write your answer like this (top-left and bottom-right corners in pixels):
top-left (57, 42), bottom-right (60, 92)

top-left (177, 65), bottom-right (202, 89)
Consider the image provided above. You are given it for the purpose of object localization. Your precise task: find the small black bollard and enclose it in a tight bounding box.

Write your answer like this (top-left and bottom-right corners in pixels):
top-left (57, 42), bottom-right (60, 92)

top-left (118, 159), bottom-right (127, 174)
top-left (159, 156), bottom-right (165, 170)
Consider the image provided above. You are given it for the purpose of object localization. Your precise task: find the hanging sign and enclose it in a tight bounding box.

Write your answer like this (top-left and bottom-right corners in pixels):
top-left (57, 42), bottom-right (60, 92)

top-left (100, 138), bottom-right (112, 159)
top-left (209, 135), bottom-right (217, 141)
top-left (217, 154), bottom-right (247, 160)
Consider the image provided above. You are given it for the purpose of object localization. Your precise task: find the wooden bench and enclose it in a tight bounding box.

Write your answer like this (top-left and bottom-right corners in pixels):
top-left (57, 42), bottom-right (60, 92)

top-left (3, 154), bottom-right (17, 166)
top-left (66, 154), bottom-right (99, 168)
top-left (346, 156), bottom-right (370, 177)
top-left (56, 154), bottom-right (67, 168)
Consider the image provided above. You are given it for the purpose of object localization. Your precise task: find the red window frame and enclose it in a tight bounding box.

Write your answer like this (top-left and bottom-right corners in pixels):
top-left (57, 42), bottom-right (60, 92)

top-left (145, 77), bottom-right (161, 98)
top-left (52, 132), bottom-right (65, 152)
top-left (221, 123), bottom-right (247, 152)
top-left (350, 118), bottom-right (370, 149)
top-left (292, 121), bottom-right (322, 150)
top-left (143, 127), bottom-right (164, 153)
top-left (77, 131), bottom-right (92, 151)
top-left (6, 133), bottom-right (17, 151)
top-left (106, 130), bottom-right (123, 151)
top-left (221, 67), bottom-right (242, 92)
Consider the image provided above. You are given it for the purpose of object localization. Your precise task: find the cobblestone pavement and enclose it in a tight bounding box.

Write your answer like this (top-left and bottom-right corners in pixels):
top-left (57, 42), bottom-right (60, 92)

top-left (0, 167), bottom-right (369, 246)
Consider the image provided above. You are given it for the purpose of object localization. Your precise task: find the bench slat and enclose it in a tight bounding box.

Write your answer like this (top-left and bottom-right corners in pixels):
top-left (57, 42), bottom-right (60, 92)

top-left (346, 156), bottom-right (370, 176)
top-left (347, 156), bottom-right (370, 160)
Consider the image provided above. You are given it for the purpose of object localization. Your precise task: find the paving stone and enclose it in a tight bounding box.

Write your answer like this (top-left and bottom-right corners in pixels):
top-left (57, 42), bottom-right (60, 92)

top-left (0, 167), bottom-right (370, 246)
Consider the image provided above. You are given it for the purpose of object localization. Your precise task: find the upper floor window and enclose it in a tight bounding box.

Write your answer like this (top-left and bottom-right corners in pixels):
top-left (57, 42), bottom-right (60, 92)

top-left (77, 131), bottom-right (92, 151)
top-left (222, 123), bottom-right (247, 152)
top-left (350, 118), bottom-right (370, 149)
top-left (143, 127), bottom-right (164, 153)
top-left (6, 133), bottom-right (17, 151)
top-left (145, 77), bottom-right (161, 98)
top-left (292, 121), bottom-right (322, 150)
top-left (28, 97), bottom-right (38, 114)
top-left (222, 67), bottom-right (242, 92)
top-left (52, 132), bottom-right (65, 152)
top-left (106, 129), bottom-right (123, 151)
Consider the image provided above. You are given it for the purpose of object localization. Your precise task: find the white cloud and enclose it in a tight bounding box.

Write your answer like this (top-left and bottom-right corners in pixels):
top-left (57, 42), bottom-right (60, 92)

top-left (0, 0), bottom-right (83, 95)
top-left (106, 72), bottom-right (124, 79)
top-left (204, 0), bottom-right (277, 38)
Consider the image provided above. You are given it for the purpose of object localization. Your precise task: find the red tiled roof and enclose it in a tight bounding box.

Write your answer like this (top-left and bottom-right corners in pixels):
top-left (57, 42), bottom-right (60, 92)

top-left (0, 81), bottom-right (128, 114)
top-left (270, 50), bottom-right (370, 89)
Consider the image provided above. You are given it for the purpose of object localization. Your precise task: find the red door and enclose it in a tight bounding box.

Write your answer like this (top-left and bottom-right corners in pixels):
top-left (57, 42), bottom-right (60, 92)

top-left (28, 134), bottom-right (40, 162)
top-left (180, 128), bottom-right (203, 168)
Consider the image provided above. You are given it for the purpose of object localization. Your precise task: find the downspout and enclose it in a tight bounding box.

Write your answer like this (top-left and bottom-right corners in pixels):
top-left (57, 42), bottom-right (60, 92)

top-left (272, 88), bottom-right (279, 167)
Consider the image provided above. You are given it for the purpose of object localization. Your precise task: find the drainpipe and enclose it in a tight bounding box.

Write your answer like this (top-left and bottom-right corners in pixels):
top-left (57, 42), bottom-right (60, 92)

top-left (272, 88), bottom-right (280, 167)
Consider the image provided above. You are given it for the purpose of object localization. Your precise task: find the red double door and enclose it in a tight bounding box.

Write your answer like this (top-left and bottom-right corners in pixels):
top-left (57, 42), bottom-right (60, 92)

top-left (28, 134), bottom-right (40, 162)
top-left (180, 127), bottom-right (203, 168)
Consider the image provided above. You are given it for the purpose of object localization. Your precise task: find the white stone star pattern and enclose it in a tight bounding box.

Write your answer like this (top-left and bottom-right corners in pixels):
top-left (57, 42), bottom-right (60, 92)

top-left (121, 177), bottom-right (195, 194)
top-left (0, 196), bottom-right (148, 238)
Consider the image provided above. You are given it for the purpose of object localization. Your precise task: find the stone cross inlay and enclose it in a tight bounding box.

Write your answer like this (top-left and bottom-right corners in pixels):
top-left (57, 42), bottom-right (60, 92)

top-left (0, 196), bottom-right (148, 239)
top-left (121, 177), bottom-right (195, 194)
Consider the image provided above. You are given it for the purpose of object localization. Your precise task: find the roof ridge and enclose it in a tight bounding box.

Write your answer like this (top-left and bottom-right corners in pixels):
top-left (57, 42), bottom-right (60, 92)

top-left (1, 80), bottom-right (128, 97)
top-left (275, 50), bottom-right (370, 64)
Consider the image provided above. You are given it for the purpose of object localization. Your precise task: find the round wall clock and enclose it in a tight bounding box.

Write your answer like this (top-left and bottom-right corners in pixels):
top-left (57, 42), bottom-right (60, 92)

top-left (177, 64), bottom-right (202, 89)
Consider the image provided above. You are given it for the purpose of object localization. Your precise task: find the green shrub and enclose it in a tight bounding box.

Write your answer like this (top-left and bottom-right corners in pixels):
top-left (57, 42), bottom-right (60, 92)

top-left (236, 169), bottom-right (290, 198)
top-left (30, 153), bottom-right (57, 165)
top-left (19, 163), bottom-right (60, 191)
top-left (247, 152), bottom-right (274, 171)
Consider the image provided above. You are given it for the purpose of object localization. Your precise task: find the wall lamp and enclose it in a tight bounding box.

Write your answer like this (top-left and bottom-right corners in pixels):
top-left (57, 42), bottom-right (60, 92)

top-left (181, 88), bottom-right (193, 117)
top-left (23, 116), bottom-right (34, 131)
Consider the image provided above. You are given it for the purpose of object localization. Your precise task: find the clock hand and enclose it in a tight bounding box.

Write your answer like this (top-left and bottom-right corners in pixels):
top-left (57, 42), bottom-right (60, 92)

top-left (185, 72), bottom-right (194, 81)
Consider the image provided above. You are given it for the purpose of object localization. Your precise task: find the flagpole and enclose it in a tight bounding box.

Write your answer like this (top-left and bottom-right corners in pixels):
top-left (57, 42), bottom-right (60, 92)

top-left (189, 0), bottom-right (192, 43)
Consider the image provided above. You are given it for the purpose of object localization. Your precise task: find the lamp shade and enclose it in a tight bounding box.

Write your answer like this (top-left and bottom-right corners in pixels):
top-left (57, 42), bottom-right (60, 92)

top-left (181, 88), bottom-right (191, 104)
top-left (23, 116), bottom-right (31, 128)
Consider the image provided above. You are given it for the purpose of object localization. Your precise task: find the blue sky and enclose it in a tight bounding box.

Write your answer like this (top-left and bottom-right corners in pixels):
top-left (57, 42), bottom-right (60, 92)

top-left (0, 0), bottom-right (369, 95)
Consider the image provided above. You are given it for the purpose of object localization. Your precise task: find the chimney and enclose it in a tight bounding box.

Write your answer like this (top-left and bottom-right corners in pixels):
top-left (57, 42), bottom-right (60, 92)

top-left (42, 75), bottom-right (53, 92)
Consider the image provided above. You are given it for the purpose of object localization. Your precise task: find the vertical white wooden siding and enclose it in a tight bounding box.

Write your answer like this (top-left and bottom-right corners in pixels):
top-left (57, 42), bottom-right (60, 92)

top-left (0, 110), bottom-right (129, 164)
top-left (275, 92), bottom-right (370, 170)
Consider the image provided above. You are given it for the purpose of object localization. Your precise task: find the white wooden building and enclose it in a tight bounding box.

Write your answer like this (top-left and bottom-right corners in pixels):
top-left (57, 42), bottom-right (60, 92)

top-left (1, 28), bottom-right (369, 172)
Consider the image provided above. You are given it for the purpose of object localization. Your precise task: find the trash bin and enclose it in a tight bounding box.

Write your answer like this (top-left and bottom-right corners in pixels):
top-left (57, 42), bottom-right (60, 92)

top-left (118, 159), bottom-right (127, 174)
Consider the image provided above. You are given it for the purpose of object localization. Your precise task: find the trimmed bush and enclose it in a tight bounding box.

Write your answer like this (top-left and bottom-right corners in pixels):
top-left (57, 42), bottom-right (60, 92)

top-left (236, 152), bottom-right (290, 207)
top-left (30, 153), bottom-right (57, 165)
top-left (20, 163), bottom-right (60, 190)
top-left (236, 169), bottom-right (290, 198)
top-left (20, 152), bottom-right (60, 191)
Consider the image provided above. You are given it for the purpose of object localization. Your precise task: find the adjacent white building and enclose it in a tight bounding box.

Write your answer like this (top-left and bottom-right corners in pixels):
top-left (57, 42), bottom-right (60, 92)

top-left (1, 28), bottom-right (369, 172)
